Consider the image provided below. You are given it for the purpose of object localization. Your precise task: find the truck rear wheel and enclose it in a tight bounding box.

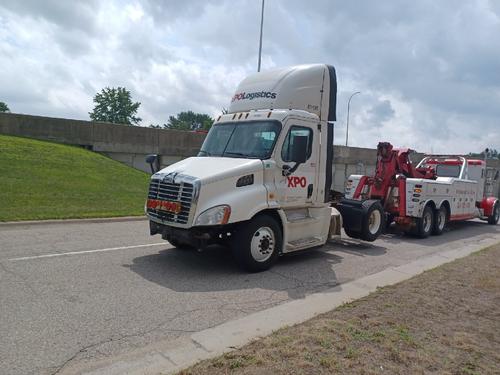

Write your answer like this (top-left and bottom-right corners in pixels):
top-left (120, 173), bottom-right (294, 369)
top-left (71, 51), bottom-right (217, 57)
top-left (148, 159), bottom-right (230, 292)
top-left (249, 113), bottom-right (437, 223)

top-left (232, 215), bottom-right (282, 272)
top-left (415, 205), bottom-right (434, 238)
top-left (432, 206), bottom-right (448, 235)
top-left (358, 200), bottom-right (385, 242)
top-left (488, 202), bottom-right (499, 225)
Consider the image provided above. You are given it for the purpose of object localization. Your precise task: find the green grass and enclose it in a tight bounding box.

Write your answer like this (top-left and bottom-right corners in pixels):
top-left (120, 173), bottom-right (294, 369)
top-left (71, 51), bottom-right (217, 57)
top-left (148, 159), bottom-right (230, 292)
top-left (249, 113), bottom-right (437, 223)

top-left (0, 135), bottom-right (150, 221)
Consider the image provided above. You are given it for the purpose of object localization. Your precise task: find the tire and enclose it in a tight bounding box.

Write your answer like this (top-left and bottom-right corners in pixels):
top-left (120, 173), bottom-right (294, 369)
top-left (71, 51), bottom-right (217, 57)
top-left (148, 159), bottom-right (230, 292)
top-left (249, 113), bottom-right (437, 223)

top-left (488, 202), bottom-right (499, 225)
top-left (344, 227), bottom-right (360, 239)
top-left (231, 215), bottom-right (282, 272)
top-left (385, 214), bottom-right (394, 231)
top-left (358, 200), bottom-right (385, 242)
top-left (169, 238), bottom-right (194, 250)
top-left (432, 206), bottom-right (448, 235)
top-left (415, 205), bottom-right (434, 238)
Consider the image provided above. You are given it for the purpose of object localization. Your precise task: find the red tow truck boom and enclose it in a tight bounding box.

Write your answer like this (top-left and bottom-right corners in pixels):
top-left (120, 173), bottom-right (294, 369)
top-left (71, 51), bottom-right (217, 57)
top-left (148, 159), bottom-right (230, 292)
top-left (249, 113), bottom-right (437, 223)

top-left (352, 142), bottom-right (434, 201)
top-left (339, 142), bottom-right (499, 239)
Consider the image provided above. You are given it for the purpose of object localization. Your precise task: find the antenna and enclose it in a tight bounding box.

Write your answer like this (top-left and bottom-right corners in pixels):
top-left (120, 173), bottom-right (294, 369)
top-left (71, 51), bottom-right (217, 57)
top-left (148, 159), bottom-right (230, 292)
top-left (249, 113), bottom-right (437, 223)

top-left (257, 0), bottom-right (265, 72)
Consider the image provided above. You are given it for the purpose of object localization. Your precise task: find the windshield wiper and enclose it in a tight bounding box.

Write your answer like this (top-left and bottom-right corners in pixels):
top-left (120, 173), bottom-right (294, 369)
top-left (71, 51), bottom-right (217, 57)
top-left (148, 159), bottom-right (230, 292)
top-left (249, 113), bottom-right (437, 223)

top-left (198, 150), bottom-right (212, 156)
top-left (223, 152), bottom-right (254, 158)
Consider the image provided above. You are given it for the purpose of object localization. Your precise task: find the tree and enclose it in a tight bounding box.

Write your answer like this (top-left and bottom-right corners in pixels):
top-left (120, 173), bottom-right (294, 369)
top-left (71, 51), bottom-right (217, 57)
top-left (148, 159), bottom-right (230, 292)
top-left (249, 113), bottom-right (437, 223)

top-left (0, 101), bottom-right (10, 113)
top-left (165, 111), bottom-right (214, 131)
top-left (89, 87), bottom-right (141, 125)
top-left (468, 149), bottom-right (499, 159)
top-left (467, 148), bottom-right (500, 159)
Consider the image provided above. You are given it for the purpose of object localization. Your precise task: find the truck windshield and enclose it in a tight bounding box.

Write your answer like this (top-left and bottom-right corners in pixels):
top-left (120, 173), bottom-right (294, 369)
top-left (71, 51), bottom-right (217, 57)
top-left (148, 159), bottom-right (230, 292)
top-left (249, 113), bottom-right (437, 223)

top-left (198, 121), bottom-right (281, 159)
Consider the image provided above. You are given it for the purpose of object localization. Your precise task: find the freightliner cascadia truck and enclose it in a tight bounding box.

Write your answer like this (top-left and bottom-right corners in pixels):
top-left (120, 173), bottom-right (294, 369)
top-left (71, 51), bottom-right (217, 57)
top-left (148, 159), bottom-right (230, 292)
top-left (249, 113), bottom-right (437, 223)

top-left (145, 64), bottom-right (385, 271)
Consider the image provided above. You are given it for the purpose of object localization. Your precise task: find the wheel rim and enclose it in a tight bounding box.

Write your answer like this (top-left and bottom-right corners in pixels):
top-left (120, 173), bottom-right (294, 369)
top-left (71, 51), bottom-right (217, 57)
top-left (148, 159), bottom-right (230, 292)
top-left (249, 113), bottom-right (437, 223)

top-left (437, 209), bottom-right (446, 230)
top-left (368, 210), bottom-right (382, 235)
top-left (250, 226), bottom-right (275, 262)
top-left (423, 210), bottom-right (432, 233)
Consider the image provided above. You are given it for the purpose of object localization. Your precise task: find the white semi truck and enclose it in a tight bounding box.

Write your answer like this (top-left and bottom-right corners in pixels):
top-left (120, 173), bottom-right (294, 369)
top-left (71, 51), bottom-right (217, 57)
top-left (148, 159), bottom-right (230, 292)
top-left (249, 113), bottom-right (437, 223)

top-left (145, 64), bottom-right (385, 271)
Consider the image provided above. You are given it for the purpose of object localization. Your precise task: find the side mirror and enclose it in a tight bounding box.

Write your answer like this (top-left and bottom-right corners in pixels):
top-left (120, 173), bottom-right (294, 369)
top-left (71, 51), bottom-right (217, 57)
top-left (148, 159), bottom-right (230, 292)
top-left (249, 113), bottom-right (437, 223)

top-left (290, 135), bottom-right (308, 164)
top-left (145, 154), bottom-right (160, 174)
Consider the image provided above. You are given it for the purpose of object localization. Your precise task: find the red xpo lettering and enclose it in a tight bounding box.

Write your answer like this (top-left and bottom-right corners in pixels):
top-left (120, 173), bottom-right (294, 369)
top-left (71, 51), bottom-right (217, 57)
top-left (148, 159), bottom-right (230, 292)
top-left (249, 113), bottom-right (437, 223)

top-left (287, 176), bottom-right (307, 188)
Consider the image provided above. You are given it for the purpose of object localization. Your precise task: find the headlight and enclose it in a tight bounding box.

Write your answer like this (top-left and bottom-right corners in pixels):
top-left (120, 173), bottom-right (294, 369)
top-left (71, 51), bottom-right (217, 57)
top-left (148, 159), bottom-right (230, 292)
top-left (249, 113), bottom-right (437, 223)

top-left (194, 205), bottom-right (231, 226)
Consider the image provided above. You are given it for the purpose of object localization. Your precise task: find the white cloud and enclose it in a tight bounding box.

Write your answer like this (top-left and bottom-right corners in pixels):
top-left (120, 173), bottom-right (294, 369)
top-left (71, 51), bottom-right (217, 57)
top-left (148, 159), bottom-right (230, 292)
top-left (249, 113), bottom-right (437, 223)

top-left (0, 0), bottom-right (499, 154)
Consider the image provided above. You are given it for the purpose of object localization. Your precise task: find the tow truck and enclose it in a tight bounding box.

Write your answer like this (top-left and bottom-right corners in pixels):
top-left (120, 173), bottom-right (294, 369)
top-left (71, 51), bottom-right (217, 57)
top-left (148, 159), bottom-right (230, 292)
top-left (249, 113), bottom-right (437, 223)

top-left (343, 142), bottom-right (499, 238)
top-left (145, 64), bottom-right (386, 271)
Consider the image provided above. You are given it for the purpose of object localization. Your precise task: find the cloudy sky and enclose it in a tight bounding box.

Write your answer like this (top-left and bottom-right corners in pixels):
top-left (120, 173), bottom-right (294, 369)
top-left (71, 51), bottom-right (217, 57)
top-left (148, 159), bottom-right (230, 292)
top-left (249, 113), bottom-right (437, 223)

top-left (1, 0), bottom-right (499, 153)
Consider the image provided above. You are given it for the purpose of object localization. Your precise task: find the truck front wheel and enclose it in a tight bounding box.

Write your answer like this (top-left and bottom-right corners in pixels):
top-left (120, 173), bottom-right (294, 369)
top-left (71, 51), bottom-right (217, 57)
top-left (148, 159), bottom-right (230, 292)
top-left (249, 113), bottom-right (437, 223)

top-left (344, 227), bottom-right (360, 239)
top-left (232, 215), bottom-right (282, 272)
top-left (358, 200), bottom-right (385, 242)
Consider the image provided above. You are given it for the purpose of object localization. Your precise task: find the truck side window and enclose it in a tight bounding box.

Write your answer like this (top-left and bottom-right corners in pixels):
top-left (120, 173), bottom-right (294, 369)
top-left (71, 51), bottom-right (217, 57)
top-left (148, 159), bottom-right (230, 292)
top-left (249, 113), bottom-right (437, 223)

top-left (281, 126), bottom-right (313, 162)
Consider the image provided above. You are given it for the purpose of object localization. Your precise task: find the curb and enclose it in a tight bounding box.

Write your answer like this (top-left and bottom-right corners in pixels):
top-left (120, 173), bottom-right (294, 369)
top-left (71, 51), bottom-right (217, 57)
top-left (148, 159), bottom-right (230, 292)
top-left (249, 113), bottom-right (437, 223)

top-left (63, 237), bottom-right (500, 375)
top-left (0, 216), bottom-right (147, 227)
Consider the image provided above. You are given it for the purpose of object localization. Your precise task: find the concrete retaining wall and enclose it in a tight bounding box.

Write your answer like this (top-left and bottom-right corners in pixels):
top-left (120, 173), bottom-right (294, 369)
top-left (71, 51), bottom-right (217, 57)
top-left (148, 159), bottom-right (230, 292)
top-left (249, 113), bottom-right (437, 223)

top-left (0, 112), bottom-right (205, 172)
top-left (1, 112), bottom-right (498, 197)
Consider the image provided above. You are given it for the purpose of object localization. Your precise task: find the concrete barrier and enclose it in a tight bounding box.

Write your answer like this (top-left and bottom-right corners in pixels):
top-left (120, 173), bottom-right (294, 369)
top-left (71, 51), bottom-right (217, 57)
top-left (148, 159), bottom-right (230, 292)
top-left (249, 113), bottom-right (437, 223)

top-left (0, 112), bottom-right (498, 197)
top-left (0, 112), bottom-right (205, 172)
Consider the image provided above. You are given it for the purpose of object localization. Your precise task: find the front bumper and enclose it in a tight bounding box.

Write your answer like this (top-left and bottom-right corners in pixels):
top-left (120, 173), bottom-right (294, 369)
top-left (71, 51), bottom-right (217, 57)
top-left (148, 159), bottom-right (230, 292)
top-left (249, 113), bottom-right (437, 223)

top-left (149, 220), bottom-right (234, 249)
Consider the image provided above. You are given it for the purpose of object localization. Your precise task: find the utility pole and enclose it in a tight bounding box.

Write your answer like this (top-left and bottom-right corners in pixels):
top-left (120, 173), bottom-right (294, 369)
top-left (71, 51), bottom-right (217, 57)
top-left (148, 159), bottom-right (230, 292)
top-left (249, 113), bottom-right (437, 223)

top-left (257, 0), bottom-right (265, 72)
top-left (345, 91), bottom-right (361, 146)
top-left (344, 91), bottom-right (360, 185)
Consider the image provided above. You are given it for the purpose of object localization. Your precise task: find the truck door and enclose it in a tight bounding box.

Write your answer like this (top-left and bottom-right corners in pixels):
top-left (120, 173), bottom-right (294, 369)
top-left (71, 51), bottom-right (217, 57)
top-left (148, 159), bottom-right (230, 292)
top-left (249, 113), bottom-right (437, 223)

top-left (274, 120), bottom-right (319, 208)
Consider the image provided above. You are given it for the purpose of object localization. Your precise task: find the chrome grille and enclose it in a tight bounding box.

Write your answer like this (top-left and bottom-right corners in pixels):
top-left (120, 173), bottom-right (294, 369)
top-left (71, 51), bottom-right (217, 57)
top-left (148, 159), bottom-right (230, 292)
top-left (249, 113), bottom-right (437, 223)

top-left (147, 179), bottom-right (194, 224)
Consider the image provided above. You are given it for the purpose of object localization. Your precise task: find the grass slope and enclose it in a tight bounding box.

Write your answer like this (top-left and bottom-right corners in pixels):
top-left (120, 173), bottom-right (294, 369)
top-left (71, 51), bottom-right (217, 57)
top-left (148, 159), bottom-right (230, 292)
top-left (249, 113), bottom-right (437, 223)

top-left (0, 135), bottom-right (150, 221)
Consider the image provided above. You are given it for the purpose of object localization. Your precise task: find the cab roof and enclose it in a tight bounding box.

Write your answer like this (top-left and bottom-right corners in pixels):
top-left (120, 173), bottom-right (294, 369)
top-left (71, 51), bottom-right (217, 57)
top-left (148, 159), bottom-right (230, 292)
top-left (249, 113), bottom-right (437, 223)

top-left (227, 64), bottom-right (337, 122)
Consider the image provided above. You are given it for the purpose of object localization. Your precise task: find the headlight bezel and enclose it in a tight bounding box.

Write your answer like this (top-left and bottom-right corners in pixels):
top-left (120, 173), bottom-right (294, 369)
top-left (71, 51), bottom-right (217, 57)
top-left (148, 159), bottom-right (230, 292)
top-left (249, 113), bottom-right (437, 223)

top-left (194, 205), bottom-right (231, 226)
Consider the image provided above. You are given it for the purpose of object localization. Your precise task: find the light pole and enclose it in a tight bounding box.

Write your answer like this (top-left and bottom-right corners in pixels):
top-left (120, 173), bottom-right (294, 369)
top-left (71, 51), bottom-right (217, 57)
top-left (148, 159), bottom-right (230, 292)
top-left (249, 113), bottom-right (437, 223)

top-left (257, 0), bottom-right (265, 72)
top-left (345, 91), bottom-right (361, 146)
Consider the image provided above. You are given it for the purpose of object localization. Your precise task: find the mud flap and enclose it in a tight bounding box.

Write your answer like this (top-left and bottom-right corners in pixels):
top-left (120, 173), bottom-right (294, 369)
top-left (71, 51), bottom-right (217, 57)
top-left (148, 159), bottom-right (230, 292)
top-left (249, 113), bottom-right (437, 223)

top-left (335, 198), bottom-right (385, 242)
top-left (336, 198), bottom-right (364, 230)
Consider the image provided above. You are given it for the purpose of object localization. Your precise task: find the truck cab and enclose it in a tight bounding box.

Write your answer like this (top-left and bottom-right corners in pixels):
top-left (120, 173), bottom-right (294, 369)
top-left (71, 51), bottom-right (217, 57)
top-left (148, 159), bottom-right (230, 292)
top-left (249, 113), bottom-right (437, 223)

top-left (146, 64), bottom-right (385, 271)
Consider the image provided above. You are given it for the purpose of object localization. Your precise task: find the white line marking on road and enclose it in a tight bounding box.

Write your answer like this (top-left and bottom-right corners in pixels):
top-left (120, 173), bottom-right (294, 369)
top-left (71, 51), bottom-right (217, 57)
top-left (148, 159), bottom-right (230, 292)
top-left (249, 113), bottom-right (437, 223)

top-left (8, 243), bottom-right (167, 261)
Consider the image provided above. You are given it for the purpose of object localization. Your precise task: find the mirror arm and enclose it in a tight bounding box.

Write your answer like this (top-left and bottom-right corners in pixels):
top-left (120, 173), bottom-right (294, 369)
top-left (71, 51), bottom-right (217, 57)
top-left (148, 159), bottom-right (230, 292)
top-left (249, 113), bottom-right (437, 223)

top-left (282, 162), bottom-right (301, 176)
top-left (145, 154), bottom-right (160, 175)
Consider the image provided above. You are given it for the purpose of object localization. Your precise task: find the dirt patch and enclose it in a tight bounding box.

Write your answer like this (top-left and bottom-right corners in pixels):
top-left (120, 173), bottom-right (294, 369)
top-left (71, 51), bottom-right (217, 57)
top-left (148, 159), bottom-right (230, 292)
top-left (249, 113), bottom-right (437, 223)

top-left (178, 243), bottom-right (500, 375)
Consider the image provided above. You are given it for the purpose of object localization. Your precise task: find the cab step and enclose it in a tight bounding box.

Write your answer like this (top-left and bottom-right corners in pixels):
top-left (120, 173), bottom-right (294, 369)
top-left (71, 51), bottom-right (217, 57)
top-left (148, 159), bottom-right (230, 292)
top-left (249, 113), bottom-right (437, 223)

top-left (286, 236), bottom-right (323, 251)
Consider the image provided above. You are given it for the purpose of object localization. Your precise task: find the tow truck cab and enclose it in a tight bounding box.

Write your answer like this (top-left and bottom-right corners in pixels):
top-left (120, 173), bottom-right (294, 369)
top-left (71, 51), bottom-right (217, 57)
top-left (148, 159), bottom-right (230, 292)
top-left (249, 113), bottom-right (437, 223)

top-left (146, 64), bottom-right (385, 271)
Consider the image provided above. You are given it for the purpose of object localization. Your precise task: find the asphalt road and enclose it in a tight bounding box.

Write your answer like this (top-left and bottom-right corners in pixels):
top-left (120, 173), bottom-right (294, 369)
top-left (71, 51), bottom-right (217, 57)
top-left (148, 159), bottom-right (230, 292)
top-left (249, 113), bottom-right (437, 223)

top-left (1, 218), bottom-right (499, 375)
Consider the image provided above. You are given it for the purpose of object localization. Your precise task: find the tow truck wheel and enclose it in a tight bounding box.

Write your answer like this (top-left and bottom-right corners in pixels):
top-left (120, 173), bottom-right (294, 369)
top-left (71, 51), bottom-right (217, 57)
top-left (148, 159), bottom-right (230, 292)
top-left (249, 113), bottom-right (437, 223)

top-left (432, 206), bottom-right (448, 235)
top-left (359, 200), bottom-right (385, 242)
top-left (415, 205), bottom-right (434, 238)
top-left (232, 215), bottom-right (282, 272)
top-left (344, 227), bottom-right (360, 239)
top-left (488, 202), bottom-right (499, 225)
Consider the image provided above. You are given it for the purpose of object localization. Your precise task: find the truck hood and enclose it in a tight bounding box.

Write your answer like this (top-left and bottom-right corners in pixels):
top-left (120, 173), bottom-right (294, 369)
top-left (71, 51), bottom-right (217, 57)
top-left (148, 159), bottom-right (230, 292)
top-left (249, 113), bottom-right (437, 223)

top-left (154, 157), bottom-right (264, 185)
